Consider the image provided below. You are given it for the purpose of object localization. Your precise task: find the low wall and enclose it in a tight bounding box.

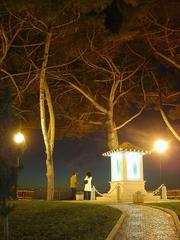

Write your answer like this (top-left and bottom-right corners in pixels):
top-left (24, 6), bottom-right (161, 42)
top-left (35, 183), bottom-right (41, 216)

top-left (17, 188), bottom-right (72, 200)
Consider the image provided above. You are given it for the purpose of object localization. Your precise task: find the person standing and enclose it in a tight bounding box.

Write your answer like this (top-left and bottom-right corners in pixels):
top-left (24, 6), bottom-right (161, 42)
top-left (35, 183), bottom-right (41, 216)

top-left (84, 172), bottom-right (92, 200)
top-left (70, 172), bottom-right (77, 200)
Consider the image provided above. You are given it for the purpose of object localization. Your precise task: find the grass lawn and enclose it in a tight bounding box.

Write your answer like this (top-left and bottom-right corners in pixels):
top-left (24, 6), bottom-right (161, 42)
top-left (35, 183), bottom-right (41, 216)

top-left (0, 200), bottom-right (121, 240)
top-left (146, 201), bottom-right (180, 219)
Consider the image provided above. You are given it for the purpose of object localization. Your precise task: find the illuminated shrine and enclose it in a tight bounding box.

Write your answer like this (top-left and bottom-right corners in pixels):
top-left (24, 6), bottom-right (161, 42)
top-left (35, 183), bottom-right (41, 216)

top-left (102, 142), bottom-right (149, 201)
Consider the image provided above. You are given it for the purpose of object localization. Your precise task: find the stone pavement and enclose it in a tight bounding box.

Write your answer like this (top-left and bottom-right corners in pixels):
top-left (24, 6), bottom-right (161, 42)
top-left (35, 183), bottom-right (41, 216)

top-left (109, 203), bottom-right (180, 240)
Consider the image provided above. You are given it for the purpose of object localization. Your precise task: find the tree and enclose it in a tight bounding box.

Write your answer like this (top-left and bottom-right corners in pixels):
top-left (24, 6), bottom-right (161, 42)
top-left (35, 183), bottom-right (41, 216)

top-left (51, 0), bottom-right (180, 146)
top-left (0, 0), bottom-right (112, 199)
top-left (142, 0), bottom-right (180, 140)
top-left (0, 0), bottom-right (127, 198)
top-left (50, 41), bottom-right (146, 149)
top-left (0, 88), bottom-right (19, 240)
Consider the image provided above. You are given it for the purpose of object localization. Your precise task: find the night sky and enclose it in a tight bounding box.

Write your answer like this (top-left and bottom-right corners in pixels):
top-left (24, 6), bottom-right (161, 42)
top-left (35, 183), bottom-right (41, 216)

top-left (19, 110), bottom-right (180, 192)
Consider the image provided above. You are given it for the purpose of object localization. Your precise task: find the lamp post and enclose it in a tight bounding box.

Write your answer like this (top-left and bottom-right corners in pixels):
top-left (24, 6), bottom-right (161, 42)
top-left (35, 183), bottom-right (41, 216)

top-left (13, 132), bottom-right (25, 198)
top-left (153, 139), bottom-right (168, 185)
top-left (14, 132), bottom-right (25, 164)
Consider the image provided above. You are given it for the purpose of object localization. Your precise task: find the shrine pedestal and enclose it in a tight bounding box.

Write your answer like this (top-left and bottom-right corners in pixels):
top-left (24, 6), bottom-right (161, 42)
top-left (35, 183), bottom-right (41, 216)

top-left (108, 180), bottom-right (147, 200)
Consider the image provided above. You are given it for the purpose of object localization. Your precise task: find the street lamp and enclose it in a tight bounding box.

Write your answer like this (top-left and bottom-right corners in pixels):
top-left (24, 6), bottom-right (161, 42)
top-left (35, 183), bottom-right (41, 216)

top-left (13, 132), bottom-right (25, 198)
top-left (14, 132), bottom-right (25, 144)
top-left (153, 139), bottom-right (168, 185)
top-left (14, 132), bottom-right (25, 166)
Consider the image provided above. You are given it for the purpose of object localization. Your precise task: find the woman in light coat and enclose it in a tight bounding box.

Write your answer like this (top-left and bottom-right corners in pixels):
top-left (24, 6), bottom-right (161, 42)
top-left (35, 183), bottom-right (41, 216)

top-left (84, 172), bottom-right (92, 200)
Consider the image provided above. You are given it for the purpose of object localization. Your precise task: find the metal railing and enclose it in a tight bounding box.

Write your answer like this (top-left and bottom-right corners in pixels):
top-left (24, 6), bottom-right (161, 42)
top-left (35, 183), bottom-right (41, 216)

top-left (153, 184), bottom-right (164, 195)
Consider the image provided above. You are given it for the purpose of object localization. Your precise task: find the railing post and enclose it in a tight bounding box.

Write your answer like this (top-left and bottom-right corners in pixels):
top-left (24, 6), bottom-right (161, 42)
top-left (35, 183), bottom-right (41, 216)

top-left (91, 186), bottom-right (96, 200)
top-left (161, 185), bottom-right (167, 199)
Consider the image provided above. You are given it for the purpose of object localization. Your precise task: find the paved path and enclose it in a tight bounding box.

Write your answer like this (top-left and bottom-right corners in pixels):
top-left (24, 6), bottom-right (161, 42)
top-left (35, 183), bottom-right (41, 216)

top-left (109, 204), bottom-right (180, 240)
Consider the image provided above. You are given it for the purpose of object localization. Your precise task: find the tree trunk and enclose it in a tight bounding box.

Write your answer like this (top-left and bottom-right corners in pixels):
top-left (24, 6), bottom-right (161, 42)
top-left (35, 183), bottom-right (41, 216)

top-left (3, 216), bottom-right (8, 240)
top-left (107, 110), bottom-right (119, 150)
top-left (46, 157), bottom-right (54, 201)
top-left (45, 81), bottom-right (55, 200)
top-left (2, 199), bottom-right (9, 240)
top-left (39, 31), bottom-right (55, 200)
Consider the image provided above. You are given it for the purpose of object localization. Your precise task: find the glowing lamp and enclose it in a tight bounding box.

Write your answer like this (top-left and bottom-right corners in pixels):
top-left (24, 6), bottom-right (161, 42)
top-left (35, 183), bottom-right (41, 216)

top-left (154, 140), bottom-right (168, 153)
top-left (14, 132), bottom-right (25, 144)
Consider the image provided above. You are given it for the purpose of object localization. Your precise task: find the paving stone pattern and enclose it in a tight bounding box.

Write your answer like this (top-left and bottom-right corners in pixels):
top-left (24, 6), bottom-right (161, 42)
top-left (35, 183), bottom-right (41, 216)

top-left (109, 204), bottom-right (180, 240)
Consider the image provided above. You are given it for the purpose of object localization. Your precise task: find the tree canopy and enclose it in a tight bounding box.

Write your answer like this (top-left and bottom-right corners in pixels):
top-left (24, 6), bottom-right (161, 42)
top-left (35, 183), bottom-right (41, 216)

top-left (0, 0), bottom-right (179, 138)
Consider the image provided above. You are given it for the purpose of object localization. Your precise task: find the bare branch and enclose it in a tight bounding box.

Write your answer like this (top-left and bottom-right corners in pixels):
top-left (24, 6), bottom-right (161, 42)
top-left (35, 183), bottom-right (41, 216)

top-left (114, 105), bottom-right (145, 131)
top-left (0, 68), bottom-right (21, 103)
top-left (163, 103), bottom-right (180, 107)
top-left (144, 19), bottom-right (180, 69)
top-left (160, 108), bottom-right (180, 141)
top-left (141, 68), bottom-right (146, 102)
top-left (155, 51), bottom-right (180, 69)
top-left (167, 92), bottom-right (180, 99)
top-left (79, 50), bottom-right (113, 75)
top-left (113, 86), bottom-right (135, 106)
top-left (49, 73), bottom-right (108, 114)
top-left (11, 42), bottom-right (45, 48)
top-left (122, 61), bottom-right (145, 82)
top-left (0, 19), bottom-right (25, 65)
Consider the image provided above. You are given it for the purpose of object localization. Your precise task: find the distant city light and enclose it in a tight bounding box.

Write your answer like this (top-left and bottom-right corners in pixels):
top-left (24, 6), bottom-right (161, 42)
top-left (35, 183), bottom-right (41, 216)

top-left (154, 139), bottom-right (168, 153)
top-left (14, 132), bottom-right (25, 144)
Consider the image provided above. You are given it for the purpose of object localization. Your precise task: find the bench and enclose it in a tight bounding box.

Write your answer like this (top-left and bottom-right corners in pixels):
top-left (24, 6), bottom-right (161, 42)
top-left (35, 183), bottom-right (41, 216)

top-left (17, 190), bottom-right (34, 200)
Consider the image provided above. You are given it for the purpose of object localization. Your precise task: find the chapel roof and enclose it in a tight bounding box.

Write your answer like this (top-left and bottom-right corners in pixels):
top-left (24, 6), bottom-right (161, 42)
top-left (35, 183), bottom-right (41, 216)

top-left (102, 142), bottom-right (149, 157)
